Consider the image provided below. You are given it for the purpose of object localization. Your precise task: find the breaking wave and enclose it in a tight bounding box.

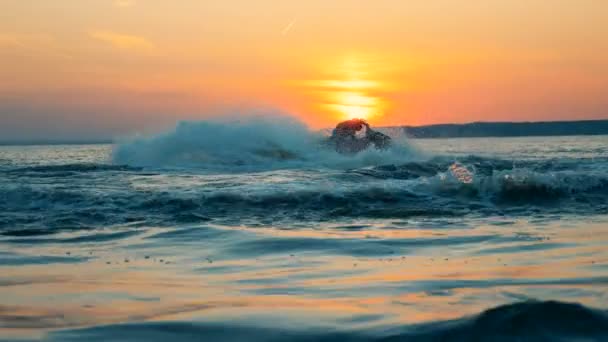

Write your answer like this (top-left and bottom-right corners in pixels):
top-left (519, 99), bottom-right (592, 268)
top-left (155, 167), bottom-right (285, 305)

top-left (2, 156), bottom-right (607, 233)
top-left (112, 114), bottom-right (419, 171)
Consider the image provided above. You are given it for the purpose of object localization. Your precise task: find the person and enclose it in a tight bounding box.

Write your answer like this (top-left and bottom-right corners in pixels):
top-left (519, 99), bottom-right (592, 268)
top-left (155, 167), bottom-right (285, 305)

top-left (328, 118), bottom-right (390, 154)
top-left (331, 118), bottom-right (369, 140)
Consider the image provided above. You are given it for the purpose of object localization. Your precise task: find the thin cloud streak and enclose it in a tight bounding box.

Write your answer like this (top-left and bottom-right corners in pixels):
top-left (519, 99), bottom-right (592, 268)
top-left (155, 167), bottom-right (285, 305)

top-left (282, 19), bottom-right (296, 36)
top-left (89, 30), bottom-right (154, 52)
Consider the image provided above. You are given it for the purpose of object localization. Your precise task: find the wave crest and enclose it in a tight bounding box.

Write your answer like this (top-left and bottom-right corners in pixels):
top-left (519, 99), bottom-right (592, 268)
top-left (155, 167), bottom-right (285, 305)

top-left (112, 114), bottom-right (419, 170)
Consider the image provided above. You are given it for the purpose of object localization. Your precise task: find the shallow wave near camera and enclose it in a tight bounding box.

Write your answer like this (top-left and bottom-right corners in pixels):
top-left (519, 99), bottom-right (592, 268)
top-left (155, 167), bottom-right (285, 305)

top-left (1, 116), bottom-right (608, 341)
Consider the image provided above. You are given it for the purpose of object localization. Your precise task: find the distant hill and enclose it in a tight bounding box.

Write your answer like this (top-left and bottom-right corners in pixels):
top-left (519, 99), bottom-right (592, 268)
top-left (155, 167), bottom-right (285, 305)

top-left (400, 119), bottom-right (608, 138)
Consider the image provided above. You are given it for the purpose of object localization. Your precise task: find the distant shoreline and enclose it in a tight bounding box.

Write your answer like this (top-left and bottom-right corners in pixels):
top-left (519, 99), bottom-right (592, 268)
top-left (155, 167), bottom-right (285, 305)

top-left (397, 119), bottom-right (608, 139)
top-left (1, 119), bottom-right (607, 146)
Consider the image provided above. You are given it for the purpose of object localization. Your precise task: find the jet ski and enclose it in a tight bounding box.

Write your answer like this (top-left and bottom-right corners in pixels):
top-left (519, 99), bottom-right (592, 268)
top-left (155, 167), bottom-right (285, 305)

top-left (326, 119), bottom-right (392, 154)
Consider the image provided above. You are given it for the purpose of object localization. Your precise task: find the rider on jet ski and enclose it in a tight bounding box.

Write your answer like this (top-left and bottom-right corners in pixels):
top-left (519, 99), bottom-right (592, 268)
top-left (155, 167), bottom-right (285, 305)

top-left (328, 119), bottom-right (391, 154)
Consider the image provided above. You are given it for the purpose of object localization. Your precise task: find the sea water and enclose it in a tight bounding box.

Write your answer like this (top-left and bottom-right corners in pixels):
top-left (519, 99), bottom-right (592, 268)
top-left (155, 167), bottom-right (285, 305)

top-left (1, 118), bottom-right (607, 341)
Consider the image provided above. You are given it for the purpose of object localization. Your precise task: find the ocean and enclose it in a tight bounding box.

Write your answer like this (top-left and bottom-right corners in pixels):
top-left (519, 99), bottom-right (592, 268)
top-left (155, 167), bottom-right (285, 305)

top-left (1, 119), bottom-right (607, 341)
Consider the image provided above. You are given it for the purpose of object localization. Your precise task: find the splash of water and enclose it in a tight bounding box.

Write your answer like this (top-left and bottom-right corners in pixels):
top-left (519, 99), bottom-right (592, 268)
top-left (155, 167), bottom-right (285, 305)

top-left (112, 113), bottom-right (419, 171)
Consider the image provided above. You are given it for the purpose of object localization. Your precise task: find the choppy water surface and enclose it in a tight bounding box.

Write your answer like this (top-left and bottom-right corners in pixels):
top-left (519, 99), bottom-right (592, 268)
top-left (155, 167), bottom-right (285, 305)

top-left (1, 124), bottom-right (607, 341)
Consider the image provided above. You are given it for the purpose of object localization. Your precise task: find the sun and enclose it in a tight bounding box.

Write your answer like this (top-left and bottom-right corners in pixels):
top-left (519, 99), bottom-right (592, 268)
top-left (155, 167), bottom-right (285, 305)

top-left (341, 105), bottom-right (373, 120)
top-left (327, 91), bottom-right (378, 120)
top-left (301, 54), bottom-right (388, 125)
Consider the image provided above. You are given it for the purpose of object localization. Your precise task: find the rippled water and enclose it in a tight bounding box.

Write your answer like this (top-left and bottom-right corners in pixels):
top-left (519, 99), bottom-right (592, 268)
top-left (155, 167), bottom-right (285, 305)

top-left (1, 132), bottom-right (607, 341)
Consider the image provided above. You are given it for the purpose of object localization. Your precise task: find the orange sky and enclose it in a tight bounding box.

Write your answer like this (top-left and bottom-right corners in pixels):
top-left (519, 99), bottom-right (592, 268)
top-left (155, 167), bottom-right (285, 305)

top-left (1, 0), bottom-right (607, 139)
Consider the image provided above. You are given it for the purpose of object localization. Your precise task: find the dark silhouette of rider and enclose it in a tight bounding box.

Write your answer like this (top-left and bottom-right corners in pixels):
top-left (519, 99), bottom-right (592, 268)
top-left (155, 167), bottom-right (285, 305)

top-left (329, 118), bottom-right (391, 153)
top-left (331, 118), bottom-right (370, 140)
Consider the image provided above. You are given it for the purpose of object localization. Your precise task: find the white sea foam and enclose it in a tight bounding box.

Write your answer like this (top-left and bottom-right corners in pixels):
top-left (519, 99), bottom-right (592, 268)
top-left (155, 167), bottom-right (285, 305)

top-left (112, 112), bottom-right (420, 171)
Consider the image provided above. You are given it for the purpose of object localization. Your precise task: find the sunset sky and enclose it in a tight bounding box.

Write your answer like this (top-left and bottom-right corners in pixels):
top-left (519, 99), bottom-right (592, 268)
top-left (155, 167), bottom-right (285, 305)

top-left (1, 0), bottom-right (607, 140)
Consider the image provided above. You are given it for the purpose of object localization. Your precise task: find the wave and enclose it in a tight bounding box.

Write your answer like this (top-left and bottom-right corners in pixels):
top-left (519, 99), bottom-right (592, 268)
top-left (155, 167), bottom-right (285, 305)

top-left (425, 165), bottom-right (608, 205)
top-left (112, 114), bottom-right (420, 171)
top-left (2, 152), bottom-right (608, 232)
top-left (396, 300), bottom-right (608, 341)
top-left (355, 157), bottom-right (608, 204)
top-left (2, 166), bottom-right (607, 233)
top-left (47, 300), bottom-right (608, 341)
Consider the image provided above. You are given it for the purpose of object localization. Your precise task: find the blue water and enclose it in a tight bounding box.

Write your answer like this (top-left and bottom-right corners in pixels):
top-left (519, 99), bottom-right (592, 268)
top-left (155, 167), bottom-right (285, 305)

top-left (1, 119), bottom-right (607, 341)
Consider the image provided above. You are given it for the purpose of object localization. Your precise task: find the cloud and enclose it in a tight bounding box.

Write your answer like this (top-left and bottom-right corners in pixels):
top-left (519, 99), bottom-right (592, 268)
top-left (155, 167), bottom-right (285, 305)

top-left (89, 30), bottom-right (154, 52)
top-left (282, 19), bottom-right (296, 36)
top-left (113, 0), bottom-right (135, 8)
